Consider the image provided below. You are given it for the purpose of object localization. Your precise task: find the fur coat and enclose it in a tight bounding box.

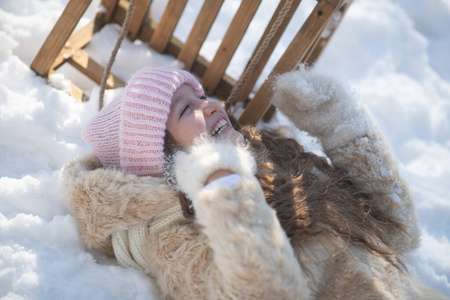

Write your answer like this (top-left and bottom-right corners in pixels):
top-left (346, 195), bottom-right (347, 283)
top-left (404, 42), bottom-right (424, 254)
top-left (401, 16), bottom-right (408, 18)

top-left (63, 68), bottom-right (448, 299)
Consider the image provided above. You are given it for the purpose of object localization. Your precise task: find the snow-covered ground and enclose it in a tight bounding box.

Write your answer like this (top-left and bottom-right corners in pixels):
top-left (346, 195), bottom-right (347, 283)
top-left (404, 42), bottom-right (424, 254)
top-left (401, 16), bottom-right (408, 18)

top-left (1, 0), bottom-right (449, 299)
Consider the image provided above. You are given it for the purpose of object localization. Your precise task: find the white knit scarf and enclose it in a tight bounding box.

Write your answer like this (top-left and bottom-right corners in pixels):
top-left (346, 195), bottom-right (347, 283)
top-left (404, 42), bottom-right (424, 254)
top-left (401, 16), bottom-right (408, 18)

top-left (111, 205), bottom-right (184, 271)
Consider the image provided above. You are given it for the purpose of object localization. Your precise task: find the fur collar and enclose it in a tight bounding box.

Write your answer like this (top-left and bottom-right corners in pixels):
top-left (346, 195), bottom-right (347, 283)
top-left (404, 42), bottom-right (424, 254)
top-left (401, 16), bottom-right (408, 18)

top-left (63, 152), bottom-right (182, 250)
top-left (64, 152), bottom-right (179, 214)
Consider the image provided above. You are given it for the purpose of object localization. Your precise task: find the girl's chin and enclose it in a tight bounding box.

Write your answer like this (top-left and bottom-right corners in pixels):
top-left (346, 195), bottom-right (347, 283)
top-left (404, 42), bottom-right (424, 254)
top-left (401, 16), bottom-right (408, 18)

top-left (219, 128), bottom-right (243, 144)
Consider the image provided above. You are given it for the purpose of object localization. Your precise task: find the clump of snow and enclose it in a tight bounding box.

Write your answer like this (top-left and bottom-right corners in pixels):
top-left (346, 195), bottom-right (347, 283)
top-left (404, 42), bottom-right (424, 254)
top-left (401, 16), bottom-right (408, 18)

top-left (0, 0), bottom-right (449, 298)
top-left (49, 73), bottom-right (72, 93)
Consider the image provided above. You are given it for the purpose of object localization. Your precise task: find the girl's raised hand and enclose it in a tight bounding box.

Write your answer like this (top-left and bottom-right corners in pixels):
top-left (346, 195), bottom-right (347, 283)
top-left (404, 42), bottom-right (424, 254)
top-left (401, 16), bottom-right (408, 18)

top-left (174, 139), bottom-right (256, 202)
top-left (271, 66), bottom-right (372, 151)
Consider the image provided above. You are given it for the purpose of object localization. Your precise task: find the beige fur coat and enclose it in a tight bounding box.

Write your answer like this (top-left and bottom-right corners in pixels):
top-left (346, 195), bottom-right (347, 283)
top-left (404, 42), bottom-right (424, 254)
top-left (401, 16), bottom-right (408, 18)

top-left (63, 69), bottom-right (448, 299)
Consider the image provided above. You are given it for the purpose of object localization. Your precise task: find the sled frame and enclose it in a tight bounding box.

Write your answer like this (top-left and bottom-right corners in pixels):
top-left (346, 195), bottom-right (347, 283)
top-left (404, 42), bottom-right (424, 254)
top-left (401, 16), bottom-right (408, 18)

top-left (30, 0), bottom-right (352, 125)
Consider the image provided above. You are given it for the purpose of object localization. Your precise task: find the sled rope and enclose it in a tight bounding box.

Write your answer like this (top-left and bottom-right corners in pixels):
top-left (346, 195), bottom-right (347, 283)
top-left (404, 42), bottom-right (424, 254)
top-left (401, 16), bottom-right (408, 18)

top-left (99, 0), bottom-right (137, 110)
top-left (225, 0), bottom-right (294, 112)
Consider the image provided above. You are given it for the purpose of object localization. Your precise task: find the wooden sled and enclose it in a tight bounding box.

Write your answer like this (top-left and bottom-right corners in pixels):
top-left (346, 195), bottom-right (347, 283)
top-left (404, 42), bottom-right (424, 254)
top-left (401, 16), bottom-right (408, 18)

top-left (30, 0), bottom-right (352, 126)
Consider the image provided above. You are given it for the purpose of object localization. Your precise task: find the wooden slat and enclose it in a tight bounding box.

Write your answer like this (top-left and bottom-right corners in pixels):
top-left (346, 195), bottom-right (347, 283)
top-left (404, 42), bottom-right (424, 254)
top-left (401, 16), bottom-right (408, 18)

top-left (127, 0), bottom-right (153, 41)
top-left (112, 0), bottom-right (130, 24)
top-left (238, 0), bottom-right (340, 126)
top-left (51, 20), bottom-right (95, 70)
top-left (70, 83), bottom-right (86, 102)
top-left (30, 0), bottom-right (93, 76)
top-left (201, 0), bottom-right (262, 95)
top-left (232, 0), bottom-right (302, 104)
top-left (301, 25), bottom-right (324, 66)
top-left (177, 0), bottom-right (224, 71)
top-left (112, 0), bottom-right (155, 41)
top-left (324, 0), bottom-right (342, 6)
top-left (67, 49), bottom-right (126, 89)
top-left (305, 0), bottom-right (353, 63)
top-left (149, 0), bottom-right (188, 53)
top-left (94, 0), bottom-right (119, 32)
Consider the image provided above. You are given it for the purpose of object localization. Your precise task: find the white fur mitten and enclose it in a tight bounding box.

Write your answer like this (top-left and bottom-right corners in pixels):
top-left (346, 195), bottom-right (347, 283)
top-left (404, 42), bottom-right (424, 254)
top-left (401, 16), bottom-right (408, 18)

top-left (174, 140), bottom-right (256, 202)
top-left (271, 66), bottom-right (372, 150)
top-left (174, 140), bottom-right (309, 300)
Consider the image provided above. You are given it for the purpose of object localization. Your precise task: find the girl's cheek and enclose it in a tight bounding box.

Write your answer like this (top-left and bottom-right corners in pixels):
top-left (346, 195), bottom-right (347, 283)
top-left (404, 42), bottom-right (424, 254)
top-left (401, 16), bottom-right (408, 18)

top-left (192, 117), bottom-right (207, 132)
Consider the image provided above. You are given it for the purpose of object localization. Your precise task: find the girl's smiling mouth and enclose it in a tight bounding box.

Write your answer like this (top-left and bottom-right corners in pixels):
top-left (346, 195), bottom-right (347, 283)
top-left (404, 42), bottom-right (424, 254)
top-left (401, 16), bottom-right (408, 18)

top-left (211, 118), bottom-right (228, 137)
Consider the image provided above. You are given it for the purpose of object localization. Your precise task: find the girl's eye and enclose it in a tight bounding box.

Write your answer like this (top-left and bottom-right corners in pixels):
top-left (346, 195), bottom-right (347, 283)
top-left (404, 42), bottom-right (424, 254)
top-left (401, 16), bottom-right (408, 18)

top-left (180, 105), bottom-right (189, 117)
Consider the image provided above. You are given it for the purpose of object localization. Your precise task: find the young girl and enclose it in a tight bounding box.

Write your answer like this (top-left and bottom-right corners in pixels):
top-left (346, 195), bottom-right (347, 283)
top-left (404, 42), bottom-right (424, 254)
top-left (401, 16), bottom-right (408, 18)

top-left (64, 67), bottom-right (447, 299)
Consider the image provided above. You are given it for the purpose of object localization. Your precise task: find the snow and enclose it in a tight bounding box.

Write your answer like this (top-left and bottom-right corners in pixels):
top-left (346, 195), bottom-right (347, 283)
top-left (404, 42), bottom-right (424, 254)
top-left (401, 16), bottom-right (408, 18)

top-left (1, 0), bottom-right (449, 298)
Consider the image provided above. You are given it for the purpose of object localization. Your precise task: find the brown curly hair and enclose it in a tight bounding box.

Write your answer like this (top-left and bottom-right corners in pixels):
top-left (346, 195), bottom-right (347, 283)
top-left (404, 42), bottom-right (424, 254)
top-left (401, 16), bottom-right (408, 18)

top-left (242, 126), bottom-right (407, 269)
top-left (164, 122), bottom-right (407, 270)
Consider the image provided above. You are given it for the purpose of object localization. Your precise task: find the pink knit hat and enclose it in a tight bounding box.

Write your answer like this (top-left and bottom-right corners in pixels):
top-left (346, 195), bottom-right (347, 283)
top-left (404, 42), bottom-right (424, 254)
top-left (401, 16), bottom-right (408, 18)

top-left (82, 67), bottom-right (204, 177)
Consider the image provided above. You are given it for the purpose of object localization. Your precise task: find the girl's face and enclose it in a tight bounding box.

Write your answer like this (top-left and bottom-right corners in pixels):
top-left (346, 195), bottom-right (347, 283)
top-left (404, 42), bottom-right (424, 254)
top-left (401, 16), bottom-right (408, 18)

top-left (166, 84), bottom-right (242, 148)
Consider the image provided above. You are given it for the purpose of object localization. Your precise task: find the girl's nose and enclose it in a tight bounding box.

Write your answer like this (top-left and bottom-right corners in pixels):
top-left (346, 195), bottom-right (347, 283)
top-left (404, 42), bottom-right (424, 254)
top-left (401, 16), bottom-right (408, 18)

top-left (203, 101), bottom-right (219, 116)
